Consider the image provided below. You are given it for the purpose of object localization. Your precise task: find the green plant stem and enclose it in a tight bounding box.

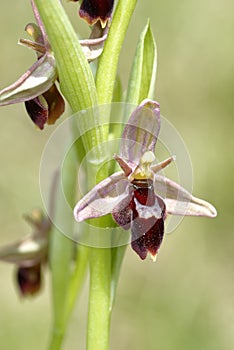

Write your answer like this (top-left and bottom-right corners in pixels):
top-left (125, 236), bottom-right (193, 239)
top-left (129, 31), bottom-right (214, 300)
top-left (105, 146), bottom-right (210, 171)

top-left (47, 144), bottom-right (77, 350)
top-left (65, 245), bottom-right (89, 322)
top-left (87, 247), bottom-right (111, 350)
top-left (49, 231), bottom-right (74, 350)
top-left (96, 0), bottom-right (138, 105)
top-left (86, 2), bottom-right (138, 350)
top-left (86, 175), bottom-right (112, 350)
top-left (49, 331), bottom-right (63, 350)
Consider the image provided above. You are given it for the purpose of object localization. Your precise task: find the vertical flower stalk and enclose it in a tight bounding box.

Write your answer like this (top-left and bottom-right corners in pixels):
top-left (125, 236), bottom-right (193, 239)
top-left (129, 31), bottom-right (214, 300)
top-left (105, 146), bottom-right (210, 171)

top-left (84, 1), bottom-right (138, 349)
top-left (32, 1), bottom-right (102, 349)
top-left (32, 1), bottom-right (138, 350)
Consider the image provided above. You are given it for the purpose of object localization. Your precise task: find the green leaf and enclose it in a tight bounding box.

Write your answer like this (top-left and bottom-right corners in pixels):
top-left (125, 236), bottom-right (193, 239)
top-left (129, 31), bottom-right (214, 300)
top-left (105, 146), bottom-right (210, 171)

top-left (126, 20), bottom-right (157, 105)
top-left (110, 244), bottom-right (128, 310)
top-left (65, 245), bottom-right (89, 322)
top-left (95, 0), bottom-right (138, 105)
top-left (112, 75), bottom-right (123, 103)
top-left (48, 147), bottom-right (77, 350)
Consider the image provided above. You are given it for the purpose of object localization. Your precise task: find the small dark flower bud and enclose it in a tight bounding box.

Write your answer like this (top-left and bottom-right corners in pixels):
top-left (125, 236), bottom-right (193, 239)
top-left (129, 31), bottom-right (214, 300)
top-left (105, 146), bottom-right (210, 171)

top-left (17, 264), bottom-right (41, 296)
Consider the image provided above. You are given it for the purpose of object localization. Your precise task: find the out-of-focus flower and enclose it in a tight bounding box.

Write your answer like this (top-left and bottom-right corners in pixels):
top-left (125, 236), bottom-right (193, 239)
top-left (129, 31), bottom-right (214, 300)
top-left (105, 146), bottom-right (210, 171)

top-left (74, 99), bottom-right (217, 261)
top-left (70, 0), bottom-right (114, 27)
top-left (0, 209), bottom-right (51, 296)
top-left (17, 264), bottom-right (42, 297)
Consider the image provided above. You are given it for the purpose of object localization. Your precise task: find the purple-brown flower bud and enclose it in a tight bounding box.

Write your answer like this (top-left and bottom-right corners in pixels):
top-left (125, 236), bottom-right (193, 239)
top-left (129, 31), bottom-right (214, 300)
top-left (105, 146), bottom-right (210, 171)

top-left (17, 264), bottom-right (41, 296)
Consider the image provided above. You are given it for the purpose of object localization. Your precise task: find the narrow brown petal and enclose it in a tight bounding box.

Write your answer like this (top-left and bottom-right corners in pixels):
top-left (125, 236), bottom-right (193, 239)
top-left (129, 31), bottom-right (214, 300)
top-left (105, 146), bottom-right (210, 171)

top-left (114, 155), bottom-right (132, 176)
top-left (151, 156), bottom-right (175, 173)
top-left (31, 0), bottom-right (50, 50)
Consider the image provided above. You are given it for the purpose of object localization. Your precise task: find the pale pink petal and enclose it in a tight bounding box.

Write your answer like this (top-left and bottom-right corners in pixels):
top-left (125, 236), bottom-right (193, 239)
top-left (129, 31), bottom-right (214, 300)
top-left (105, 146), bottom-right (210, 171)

top-left (74, 172), bottom-right (130, 222)
top-left (154, 175), bottom-right (217, 218)
top-left (0, 55), bottom-right (56, 106)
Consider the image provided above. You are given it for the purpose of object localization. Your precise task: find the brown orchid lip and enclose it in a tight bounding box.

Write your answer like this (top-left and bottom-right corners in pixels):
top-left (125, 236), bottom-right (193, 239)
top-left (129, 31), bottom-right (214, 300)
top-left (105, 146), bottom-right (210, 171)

top-left (113, 178), bottom-right (166, 261)
top-left (78, 0), bottom-right (114, 27)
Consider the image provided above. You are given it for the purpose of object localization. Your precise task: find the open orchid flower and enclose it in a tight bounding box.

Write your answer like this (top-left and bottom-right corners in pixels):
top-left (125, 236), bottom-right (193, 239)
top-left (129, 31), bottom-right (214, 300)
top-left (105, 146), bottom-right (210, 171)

top-left (0, 1), bottom-right (64, 130)
top-left (70, 0), bottom-right (114, 27)
top-left (0, 209), bottom-right (51, 296)
top-left (74, 99), bottom-right (217, 261)
top-left (0, 1), bottom-right (108, 129)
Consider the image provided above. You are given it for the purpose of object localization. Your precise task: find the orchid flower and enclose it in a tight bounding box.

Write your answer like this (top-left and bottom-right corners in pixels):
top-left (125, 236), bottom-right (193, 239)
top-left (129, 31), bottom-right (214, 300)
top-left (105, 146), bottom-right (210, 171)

top-left (70, 0), bottom-right (115, 27)
top-left (0, 0), bottom-right (108, 129)
top-left (74, 99), bottom-right (217, 261)
top-left (0, 209), bottom-right (50, 296)
top-left (0, 2), bottom-right (64, 130)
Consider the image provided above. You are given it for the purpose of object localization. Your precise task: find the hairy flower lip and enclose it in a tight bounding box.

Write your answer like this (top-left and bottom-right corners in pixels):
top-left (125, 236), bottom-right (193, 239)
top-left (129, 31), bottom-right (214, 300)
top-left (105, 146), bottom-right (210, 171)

top-left (73, 99), bottom-right (217, 260)
top-left (17, 263), bottom-right (42, 296)
top-left (70, 0), bottom-right (115, 27)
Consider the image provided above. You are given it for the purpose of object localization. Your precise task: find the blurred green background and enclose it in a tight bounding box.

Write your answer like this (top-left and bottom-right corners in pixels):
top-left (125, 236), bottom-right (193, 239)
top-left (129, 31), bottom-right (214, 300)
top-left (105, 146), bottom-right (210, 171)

top-left (0, 0), bottom-right (233, 349)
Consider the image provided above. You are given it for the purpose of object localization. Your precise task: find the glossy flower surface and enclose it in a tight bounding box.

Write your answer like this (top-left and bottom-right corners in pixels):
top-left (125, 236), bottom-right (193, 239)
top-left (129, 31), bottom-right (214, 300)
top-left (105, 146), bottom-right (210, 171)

top-left (74, 100), bottom-right (217, 260)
